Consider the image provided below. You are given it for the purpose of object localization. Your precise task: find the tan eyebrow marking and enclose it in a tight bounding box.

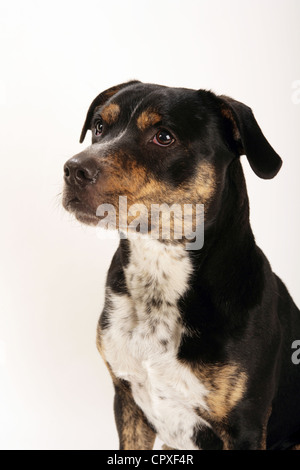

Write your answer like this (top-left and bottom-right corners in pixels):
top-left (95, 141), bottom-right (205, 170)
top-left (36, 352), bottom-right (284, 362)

top-left (137, 109), bottom-right (162, 131)
top-left (101, 103), bottom-right (120, 124)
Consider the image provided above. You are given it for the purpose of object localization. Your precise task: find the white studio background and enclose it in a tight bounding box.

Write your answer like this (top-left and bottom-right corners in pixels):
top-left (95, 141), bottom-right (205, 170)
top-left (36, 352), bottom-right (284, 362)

top-left (0, 0), bottom-right (299, 450)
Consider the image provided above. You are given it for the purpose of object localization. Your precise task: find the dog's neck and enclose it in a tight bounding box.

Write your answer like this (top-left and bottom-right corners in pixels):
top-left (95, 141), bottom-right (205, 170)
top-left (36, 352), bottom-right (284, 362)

top-left (124, 237), bottom-right (192, 311)
top-left (188, 159), bottom-right (265, 317)
top-left (204, 159), bottom-right (254, 254)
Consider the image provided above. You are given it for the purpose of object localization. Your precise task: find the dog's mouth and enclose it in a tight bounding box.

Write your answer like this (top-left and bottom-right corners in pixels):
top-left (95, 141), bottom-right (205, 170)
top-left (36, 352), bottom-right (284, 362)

top-left (63, 192), bottom-right (100, 225)
top-left (64, 195), bottom-right (85, 211)
top-left (65, 196), bottom-right (81, 208)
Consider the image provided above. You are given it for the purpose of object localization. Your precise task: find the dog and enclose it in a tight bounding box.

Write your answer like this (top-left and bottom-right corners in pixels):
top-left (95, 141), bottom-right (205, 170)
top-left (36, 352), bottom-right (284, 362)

top-left (63, 81), bottom-right (300, 450)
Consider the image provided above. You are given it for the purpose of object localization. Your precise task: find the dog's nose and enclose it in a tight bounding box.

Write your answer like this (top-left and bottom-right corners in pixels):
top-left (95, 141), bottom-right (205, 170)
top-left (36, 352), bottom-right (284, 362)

top-left (64, 153), bottom-right (99, 186)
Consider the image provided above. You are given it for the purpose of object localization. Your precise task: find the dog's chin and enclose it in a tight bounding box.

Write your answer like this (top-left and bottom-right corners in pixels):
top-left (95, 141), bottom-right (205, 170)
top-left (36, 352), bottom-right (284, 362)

top-left (74, 211), bottom-right (100, 226)
top-left (63, 197), bottom-right (100, 226)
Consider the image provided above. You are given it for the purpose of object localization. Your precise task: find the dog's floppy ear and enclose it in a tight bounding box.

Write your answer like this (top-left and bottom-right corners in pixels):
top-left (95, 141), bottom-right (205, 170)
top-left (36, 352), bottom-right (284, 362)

top-left (219, 95), bottom-right (282, 179)
top-left (79, 80), bottom-right (141, 143)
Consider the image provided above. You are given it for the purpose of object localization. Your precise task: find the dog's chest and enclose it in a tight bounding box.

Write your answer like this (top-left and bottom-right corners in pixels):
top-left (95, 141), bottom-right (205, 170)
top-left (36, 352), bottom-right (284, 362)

top-left (101, 239), bottom-right (210, 450)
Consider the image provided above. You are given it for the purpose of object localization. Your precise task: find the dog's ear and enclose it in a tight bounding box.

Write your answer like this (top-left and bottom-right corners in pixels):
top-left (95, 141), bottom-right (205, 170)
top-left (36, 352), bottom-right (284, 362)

top-left (79, 80), bottom-right (141, 143)
top-left (218, 95), bottom-right (282, 179)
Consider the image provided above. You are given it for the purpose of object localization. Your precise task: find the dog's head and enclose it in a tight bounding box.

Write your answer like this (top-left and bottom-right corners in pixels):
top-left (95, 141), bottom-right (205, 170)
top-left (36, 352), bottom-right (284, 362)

top-left (63, 81), bottom-right (282, 236)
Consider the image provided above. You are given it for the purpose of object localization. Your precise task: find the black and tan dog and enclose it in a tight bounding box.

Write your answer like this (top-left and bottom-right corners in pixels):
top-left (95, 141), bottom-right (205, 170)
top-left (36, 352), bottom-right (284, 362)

top-left (63, 81), bottom-right (300, 450)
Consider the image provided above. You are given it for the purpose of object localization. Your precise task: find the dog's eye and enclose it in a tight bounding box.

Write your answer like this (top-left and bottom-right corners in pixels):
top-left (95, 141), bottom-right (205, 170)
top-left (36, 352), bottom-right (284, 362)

top-left (94, 119), bottom-right (103, 136)
top-left (153, 129), bottom-right (175, 147)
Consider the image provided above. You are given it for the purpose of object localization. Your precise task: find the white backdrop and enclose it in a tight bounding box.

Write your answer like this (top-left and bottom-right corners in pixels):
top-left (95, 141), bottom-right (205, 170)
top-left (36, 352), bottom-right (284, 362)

top-left (0, 0), bottom-right (299, 450)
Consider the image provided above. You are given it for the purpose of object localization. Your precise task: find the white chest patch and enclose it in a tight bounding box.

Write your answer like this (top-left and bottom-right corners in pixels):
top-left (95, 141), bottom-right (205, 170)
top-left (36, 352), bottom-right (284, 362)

top-left (101, 238), bottom-right (210, 450)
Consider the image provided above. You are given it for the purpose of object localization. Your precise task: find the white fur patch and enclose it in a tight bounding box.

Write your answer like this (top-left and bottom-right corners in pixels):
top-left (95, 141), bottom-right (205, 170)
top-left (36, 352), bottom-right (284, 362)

top-left (101, 238), bottom-right (210, 450)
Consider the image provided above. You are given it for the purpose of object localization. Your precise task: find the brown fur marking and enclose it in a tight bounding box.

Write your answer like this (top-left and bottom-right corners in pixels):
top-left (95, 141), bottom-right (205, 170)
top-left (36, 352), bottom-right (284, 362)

top-left (162, 444), bottom-right (175, 450)
top-left (289, 443), bottom-right (300, 450)
top-left (262, 406), bottom-right (272, 449)
top-left (117, 387), bottom-right (156, 450)
top-left (193, 362), bottom-right (247, 420)
top-left (101, 103), bottom-right (120, 125)
top-left (98, 154), bottom-right (148, 197)
top-left (136, 161), bottom-right (215, 206)
top-left (137, 109), bottom-right (162, 131)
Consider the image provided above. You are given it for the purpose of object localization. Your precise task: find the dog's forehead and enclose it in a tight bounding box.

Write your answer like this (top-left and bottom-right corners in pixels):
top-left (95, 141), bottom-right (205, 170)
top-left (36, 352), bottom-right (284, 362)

top-left (100, 84), bottom-right (201, 126)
